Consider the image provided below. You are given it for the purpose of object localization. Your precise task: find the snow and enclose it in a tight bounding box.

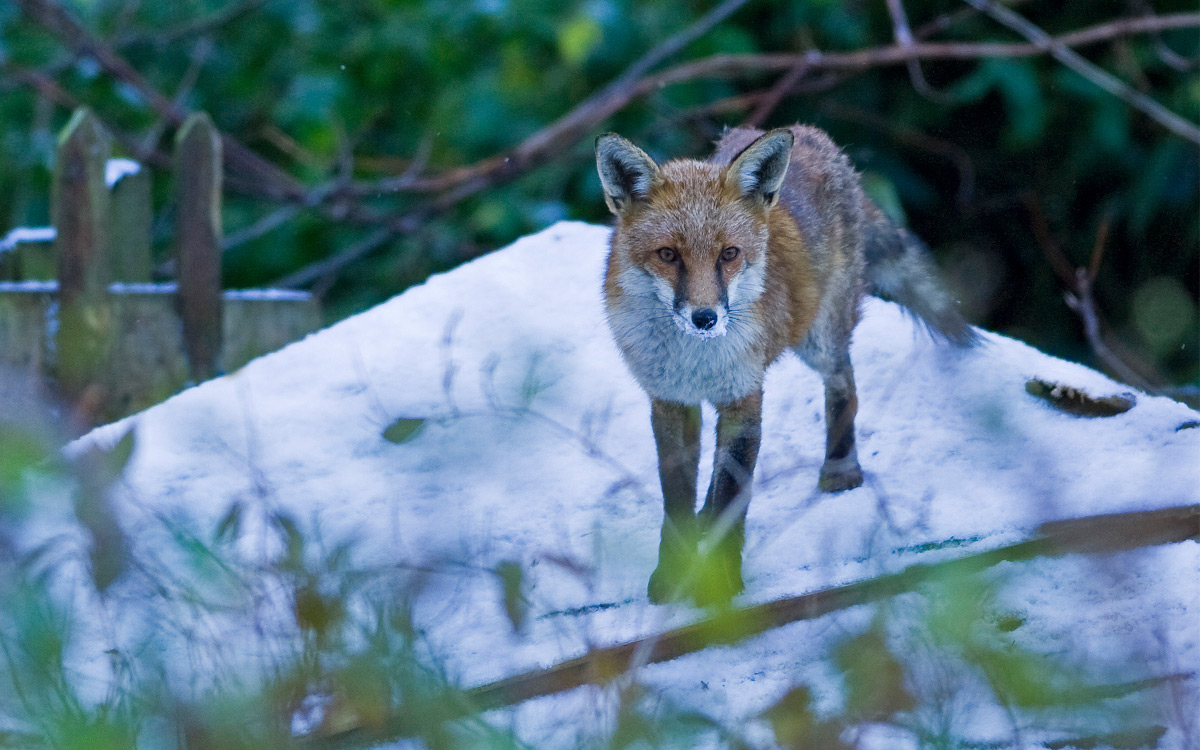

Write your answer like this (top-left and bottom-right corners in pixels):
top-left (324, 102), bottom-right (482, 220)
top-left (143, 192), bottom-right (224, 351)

top-left (0, 280), bottom-right (311, 301)
top-left (55, 221), bottom-right (1200, 746)
top-left (105, 157), bottom-right (141, 188)
top-left (0, 226), bottom-right (56, 257)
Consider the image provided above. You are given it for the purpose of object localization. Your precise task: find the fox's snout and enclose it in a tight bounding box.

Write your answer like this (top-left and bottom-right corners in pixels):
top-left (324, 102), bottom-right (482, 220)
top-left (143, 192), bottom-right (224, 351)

top-left (672, 298), bottom-right (727, 338)
top-left (691, 308), bottom-right (718, 330)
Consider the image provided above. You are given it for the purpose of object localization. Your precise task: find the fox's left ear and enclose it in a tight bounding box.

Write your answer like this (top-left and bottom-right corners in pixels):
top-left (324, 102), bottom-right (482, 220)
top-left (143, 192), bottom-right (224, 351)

top-left (725, 129), bottom-right (793, 207)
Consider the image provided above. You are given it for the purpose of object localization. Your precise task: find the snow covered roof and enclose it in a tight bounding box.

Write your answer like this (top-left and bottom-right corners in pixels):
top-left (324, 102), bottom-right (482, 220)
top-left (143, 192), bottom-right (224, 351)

top-left (67, 221), bottom-right (1199, 747)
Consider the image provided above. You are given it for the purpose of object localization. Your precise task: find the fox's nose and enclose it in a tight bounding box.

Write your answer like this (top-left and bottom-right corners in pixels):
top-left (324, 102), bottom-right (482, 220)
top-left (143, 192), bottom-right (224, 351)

top-left (691, 308), bottom-right (718, 330)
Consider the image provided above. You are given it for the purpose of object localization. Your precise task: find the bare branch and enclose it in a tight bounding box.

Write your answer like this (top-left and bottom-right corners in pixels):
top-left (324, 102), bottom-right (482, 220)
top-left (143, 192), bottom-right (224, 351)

top-left (138, 37), bottom-right (213, 159)
top-left (272, 225), bottom-right (407, 290)
top-left (117, 0), bottom-right (266, 47)
top-left (886, 0), bottom-right (955, 102)
top-left (962, 0), bottom-right (1200, 145)
top-left (347, 12), bottom-right (1200, 200)
top-left (221, 204), bottom-right (302, 252)
top-left (0, 61), bottom-right (172, 170)
top-left (15, 0), bottom-right (308, 201)
top-left (742, 52), bottom-right (816, 128)
top-left (820, 102), bottom-right (977, 205)
top-left (1025, 196), bottom-right (1162, 394)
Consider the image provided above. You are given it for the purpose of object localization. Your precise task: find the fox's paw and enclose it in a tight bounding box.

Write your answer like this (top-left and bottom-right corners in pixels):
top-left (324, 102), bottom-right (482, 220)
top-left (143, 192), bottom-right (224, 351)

top-left (690, 536), bottom-right (745, 608)
top-left (691, 563), bottom-right (743, 608)
top-left (647, 563), bottom-right (691, 604)
top-left (818, 460), bottom-right (863, 493)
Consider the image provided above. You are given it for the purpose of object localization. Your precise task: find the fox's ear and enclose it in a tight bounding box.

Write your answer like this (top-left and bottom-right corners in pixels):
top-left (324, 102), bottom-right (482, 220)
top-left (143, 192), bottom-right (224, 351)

top-left (725, 129), bottom-right (793, 207)
top-left (596, 133), bottom-right (660, 214)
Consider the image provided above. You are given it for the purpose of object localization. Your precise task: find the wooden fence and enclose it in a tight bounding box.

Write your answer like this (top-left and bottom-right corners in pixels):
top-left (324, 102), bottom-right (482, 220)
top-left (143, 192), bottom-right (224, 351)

top-left (0, 108), bottom-right (321, 425)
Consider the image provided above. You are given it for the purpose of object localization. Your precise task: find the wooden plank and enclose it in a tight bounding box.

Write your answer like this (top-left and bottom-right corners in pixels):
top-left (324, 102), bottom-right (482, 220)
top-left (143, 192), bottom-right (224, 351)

top-left (222, 291), bottom-right (322, 371)
top-left (174, 113), bottom-right (224, 382)
top-left (108, 160), bottom-right (152, 283)
top-left (0, 283), bottom-right (54, 373)
top-left (0, 228), bottom-right (56, 281)
top-left (52, 108), bottom-right (114, 406)
top-left (15, 239), bottom-right (57, 281)
top-left (0, 282), bottom-right (320, 420)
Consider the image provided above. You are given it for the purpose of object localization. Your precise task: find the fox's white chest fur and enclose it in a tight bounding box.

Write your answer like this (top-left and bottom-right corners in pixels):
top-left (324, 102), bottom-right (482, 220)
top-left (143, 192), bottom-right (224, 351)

top-left (606, 276), bottom-right (767, 405)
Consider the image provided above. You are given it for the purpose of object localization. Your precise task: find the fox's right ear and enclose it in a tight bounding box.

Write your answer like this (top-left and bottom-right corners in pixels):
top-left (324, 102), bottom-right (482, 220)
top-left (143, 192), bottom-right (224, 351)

top-left (596, 133), bottom-right (660, 214)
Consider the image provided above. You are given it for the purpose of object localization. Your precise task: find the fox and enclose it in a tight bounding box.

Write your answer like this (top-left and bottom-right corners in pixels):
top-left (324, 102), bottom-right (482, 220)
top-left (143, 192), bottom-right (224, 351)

top-left (595, 125), bottom-right (976, 604)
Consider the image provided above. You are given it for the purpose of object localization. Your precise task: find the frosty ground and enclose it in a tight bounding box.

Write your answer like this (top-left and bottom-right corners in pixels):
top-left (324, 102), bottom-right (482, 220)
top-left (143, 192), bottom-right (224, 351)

top-left (66, 221), bottom-right (1200, 747)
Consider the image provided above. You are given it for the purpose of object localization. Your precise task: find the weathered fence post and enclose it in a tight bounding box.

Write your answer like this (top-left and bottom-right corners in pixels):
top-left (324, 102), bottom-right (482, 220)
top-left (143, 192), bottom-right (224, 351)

top-left (174, 113), bottom-right (223, 381)
top-left (53, 108), bottom-right (113, 408)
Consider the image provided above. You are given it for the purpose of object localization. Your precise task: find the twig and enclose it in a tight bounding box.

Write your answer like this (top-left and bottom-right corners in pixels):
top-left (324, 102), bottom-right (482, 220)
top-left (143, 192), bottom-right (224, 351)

top-left (272, 226), bottom-right (404, 290)
top-left (1025, 198), bottom-right (1161, 393)
top-left (117, 0), bottom-right (266, 47)
top-left (887, 0), bottom-right (955, 103)
top-left (315, 503), bottom-right (1200, 748)
top-left (962, 0), bottom-right (1200, 145)
top-left (138, 37), bottom-right (213, 159)
top-left (221, 204), bottom-right (302, 252)
top-left (644, 13), bottom-right (1200, 88)
top-left (742, 52), bottom-right (816, 128)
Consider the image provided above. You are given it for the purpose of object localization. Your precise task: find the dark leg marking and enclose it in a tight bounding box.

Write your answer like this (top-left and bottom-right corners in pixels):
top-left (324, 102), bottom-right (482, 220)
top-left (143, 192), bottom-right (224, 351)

top-left (648, 400), bottom-right (701, 603)
top-left (818, 364), bottom-right (863, 493)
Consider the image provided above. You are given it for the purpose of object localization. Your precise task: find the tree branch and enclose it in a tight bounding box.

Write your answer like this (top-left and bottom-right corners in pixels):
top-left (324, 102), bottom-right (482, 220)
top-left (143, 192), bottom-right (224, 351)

top-left (117, 0), bottom-right (267, 47)
top-left (962, 0), bottom-right (1200, 145)
top-left (15, 0), bottom-right (308, 202)
top-left (346, 11), bottom-right (1200, 201)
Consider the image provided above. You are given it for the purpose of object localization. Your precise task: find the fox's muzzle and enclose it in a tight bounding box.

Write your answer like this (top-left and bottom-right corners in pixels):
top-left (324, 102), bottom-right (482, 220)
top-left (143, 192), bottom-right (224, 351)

top-left (691, 308), bottom-right (718, 330)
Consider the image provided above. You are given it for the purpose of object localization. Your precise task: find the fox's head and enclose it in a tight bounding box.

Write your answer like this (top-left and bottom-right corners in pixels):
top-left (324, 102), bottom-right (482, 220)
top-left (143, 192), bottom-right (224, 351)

top-left (596, 129), bottom-right (794, 339)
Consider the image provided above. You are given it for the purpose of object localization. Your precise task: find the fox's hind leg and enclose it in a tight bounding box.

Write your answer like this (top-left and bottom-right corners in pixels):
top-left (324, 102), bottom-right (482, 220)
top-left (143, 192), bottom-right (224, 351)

top-left (796, 334), bottom-right (864, 493)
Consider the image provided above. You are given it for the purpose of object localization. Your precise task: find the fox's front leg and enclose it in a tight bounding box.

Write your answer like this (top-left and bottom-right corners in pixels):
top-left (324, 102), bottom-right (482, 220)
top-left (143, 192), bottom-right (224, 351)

top-left (817, 357), bottom-right (863, 492)
top-left (647, 399), bottom-right (701, 603)
top-left (697, 390), bottom-right (763, 603)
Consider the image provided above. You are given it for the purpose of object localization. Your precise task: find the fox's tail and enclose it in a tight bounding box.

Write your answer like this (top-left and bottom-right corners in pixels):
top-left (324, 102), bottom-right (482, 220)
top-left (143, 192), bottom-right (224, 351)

top-left (862, 200), bottom-right (979, 347)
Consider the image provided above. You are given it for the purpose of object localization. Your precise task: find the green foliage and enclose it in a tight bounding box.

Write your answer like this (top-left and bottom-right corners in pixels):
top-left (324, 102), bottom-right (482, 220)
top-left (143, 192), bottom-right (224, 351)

top-left (0, 0), bottom-right (1195, 386)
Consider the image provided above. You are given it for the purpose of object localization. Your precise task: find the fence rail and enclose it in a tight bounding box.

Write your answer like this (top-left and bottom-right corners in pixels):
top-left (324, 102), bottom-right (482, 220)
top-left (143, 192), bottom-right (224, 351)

top-left (0, 107), bottom-right (321, 426)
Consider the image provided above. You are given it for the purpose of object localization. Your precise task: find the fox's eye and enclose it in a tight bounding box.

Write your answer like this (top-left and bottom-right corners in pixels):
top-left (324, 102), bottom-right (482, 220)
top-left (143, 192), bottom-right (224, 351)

top-left (657, 247), bottom-right (678, 263)
top-left (721, 246), bottom-right (740, 262)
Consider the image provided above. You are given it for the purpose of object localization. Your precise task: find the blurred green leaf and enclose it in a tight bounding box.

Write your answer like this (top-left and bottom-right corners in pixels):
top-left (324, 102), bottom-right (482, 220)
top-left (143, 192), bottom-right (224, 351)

top-left (495, 559), bottom-right (528, 634)
top-left (214, 500), bottom-right (244, 544)
top-left (557, 13), bottom-right (602, 66)
top-left (383, 417), bottom-right (426, 444)
top-left (834, 623), bottom-right (915, 721)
